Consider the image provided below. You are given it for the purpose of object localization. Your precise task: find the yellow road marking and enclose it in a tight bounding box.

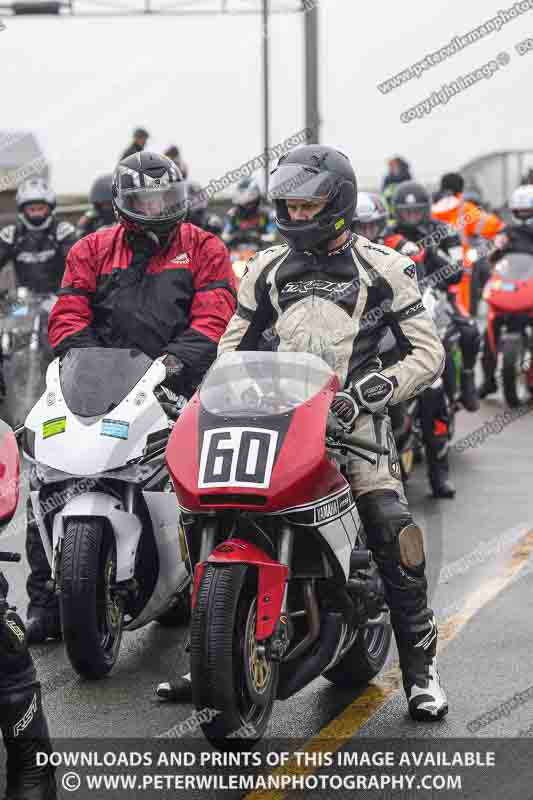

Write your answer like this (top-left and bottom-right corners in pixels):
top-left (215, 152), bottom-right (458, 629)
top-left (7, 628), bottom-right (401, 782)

top-left (244, 528), bottom-right (533, 800)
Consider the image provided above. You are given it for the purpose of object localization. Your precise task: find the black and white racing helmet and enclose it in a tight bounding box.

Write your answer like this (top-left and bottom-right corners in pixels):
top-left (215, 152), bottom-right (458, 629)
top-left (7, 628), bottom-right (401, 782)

top-left (509, 184), bottom-right (533, 227)
top-left (232, 177), bottom-right (261, 217)
top-left (353, 191), bottom-right (388, 241)
top-left (16, 177), bottom-right (56, 230)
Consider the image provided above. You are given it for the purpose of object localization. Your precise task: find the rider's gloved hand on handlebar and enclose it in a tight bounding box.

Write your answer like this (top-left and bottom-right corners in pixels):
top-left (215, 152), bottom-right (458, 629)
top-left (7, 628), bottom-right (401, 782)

top-left (160, 353), bottom-right (186, 396)
top-left (332, 372), bottom-right (396, 429)
top-left (331, 391), bottom-right (359, 431)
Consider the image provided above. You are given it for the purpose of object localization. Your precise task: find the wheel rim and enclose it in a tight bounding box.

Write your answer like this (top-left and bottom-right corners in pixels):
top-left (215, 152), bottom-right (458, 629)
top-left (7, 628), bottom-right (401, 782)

top-left (400, 449), bottom-right (414, 476)
top-left (245, 599), bottom-right (272, 697)
top-left (97, 540), bottom-right (123, 655)
top-left (235, 594), bottom-right (275, 728)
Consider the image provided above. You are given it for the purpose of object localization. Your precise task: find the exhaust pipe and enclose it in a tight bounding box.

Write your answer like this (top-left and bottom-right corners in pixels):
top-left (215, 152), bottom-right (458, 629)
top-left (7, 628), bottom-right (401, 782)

top-left (276, 612), bottom-right (344, 701)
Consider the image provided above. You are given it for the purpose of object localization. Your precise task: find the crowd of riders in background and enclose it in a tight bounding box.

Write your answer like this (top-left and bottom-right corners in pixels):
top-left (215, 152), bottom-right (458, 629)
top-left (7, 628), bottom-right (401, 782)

top-left (1, 136), bottom-right (533, 419)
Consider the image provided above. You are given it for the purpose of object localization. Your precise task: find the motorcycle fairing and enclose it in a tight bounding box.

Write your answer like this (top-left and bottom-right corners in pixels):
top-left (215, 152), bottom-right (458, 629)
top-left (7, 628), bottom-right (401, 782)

top-left (168, 375), bottom-right (344, 513)
top-left (0, 421), bottom-right (19, 524)
top-left (192, 538), bottom-right (288, 640)
top-left (269, 484), bottom-right (354, 527)
top-left (24, 358), bottom-right (168, 475)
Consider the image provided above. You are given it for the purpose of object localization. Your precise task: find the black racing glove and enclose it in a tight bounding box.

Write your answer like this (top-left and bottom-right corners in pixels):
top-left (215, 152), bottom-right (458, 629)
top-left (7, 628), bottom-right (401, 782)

top-left (160, 353), bottom-right (186, 396)
top-left (331, 391), bottom-right (359, 431)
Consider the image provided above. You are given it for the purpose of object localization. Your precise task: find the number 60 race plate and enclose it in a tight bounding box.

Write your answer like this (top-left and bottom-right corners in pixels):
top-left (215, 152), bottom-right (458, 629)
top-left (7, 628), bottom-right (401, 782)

top-left (198, 427), bottom-right (278, 489)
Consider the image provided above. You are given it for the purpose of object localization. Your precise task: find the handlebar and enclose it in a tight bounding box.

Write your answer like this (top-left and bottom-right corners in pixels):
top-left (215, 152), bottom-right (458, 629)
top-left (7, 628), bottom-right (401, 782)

top-left (326, 414), bottom-right (390, 456)
top-left (337, 430), bottom-right (390, 456)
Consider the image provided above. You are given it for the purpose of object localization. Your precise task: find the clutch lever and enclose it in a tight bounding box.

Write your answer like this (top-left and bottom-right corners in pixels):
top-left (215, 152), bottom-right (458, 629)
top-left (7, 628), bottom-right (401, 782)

top-left (340, 432), bottom-right (390, 456)
top-left (326, 412), bottom-right (390, 456)
top-left (327, 439), bottom-right (376, 465)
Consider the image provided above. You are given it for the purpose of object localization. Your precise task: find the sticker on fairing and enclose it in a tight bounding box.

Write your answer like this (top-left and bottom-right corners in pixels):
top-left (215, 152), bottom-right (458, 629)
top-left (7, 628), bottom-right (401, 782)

top-left (42, 416), bottom-right (66, 439)
top-left (100, 419), bottom-right (130, 440)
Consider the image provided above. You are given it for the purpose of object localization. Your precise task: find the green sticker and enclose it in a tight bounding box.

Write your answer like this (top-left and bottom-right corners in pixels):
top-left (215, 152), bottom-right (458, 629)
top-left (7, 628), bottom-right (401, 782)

top-left (335, 218), bottom-right (345, 230)
top-left (43, 416), bottom-right (66, 439)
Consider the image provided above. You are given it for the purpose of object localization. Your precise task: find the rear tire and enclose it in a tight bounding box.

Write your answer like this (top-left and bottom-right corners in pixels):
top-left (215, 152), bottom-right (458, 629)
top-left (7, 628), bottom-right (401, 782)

top-left (323, 616), bottom-right (392, 688)
top-left (502, 335), bottom-right (530, 408)
top-left (60, 518), bottom-right (124, 679)
top-left (191, 564), bottom-right (278, 750)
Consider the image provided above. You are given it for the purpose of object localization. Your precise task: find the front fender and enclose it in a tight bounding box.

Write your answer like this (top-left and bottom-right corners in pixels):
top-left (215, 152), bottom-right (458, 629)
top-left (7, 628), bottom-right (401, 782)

top-left (193, 538), bottom-right (288, 641)
top-left (51, 491), bottom-right (142, 582)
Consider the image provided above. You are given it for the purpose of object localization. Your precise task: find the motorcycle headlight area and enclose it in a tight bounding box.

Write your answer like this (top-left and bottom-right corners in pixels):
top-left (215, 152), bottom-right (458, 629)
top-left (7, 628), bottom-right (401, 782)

top-left (32, 460), bottom-right (149, 486)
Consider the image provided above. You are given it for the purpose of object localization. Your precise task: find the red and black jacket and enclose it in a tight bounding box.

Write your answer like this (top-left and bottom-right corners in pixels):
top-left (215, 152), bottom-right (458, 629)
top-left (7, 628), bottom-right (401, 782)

top-left (48, 222), bottom-right (237, 390)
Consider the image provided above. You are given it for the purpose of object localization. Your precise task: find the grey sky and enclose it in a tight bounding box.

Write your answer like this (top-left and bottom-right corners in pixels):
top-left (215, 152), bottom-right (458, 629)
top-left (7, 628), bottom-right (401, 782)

top-left (1, 0), bottom-right (532, 194)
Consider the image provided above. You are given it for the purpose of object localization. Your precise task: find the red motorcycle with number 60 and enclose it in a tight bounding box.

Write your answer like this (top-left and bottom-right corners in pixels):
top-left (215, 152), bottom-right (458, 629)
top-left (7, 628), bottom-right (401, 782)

top-left (166, 351), bottom-right (392, 749)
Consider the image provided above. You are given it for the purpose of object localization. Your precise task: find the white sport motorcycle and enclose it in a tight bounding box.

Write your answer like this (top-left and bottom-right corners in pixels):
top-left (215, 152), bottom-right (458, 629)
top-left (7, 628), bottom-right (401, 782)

top-left (22, 347), bottom-right (190, 679)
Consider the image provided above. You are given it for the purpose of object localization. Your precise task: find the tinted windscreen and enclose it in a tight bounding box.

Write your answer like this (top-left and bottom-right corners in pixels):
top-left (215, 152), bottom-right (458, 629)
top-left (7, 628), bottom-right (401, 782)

top-left (494, 253), bottom-right (533, 281)
top-left (60, 347), bottom-right (153, 417)
top-left (199, 351), bottom-right (333, 417)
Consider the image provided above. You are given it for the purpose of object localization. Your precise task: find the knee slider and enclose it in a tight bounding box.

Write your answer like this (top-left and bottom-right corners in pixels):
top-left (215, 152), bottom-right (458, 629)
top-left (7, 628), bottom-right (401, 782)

top-left (398, 523), bottom-right (426, 570)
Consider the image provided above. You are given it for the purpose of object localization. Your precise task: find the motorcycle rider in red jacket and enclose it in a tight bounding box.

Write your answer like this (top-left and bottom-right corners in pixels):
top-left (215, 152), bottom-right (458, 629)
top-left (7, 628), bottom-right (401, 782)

top-left (25, 152), bottom-right (237, 644)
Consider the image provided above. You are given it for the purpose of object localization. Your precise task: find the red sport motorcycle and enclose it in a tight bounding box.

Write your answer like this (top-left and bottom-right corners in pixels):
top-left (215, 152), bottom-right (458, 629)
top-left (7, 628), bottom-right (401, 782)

top-left (166, 351), bottom-right (392, 749)
top-left (483, 252), bottom-right (533, 406)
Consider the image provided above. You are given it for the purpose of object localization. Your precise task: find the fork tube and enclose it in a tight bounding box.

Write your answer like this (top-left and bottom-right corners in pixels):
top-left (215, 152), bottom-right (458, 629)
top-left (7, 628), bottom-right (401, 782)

top-left (124, 485), bottom-right (135, 514)
top-left (199, 518), bottom-right (217, 562)
top-left (278, 523), bottom-right (294, 615)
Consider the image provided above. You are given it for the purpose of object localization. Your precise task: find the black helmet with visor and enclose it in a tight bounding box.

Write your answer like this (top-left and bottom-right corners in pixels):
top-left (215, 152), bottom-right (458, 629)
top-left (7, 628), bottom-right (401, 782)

top-left (112, 151), bottom-right (188, 247)
top-left (269, 145), bottom-right (357, 251)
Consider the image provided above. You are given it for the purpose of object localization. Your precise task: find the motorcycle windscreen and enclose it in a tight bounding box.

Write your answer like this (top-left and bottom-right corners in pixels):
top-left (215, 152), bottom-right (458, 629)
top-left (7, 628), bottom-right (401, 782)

top-left (199, 351), bottom-right (334, 417)
top-left (493, 252), bottom-right (533, 281)
top-left (60, 347), bottom-right (153, 417)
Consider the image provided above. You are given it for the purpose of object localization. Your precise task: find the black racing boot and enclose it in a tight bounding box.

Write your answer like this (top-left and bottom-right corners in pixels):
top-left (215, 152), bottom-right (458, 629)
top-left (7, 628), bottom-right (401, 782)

top-left (428, 450), bottom-right (455, 499)
top-left (460, 369), bottom-right (480, 412)
top-left (0, 601), bottom-right (56, 800)
top-left (25, 499), bottom-right (60, 646)
top-left (479, 376), bottom-right (498, 399)
top-left (0, 685), bottom-right (56, 800)
top-left (479, 333), bottom-right (498, 398)
top-left (393, 610), bottom-right (448, 722)
top-left (25, 610), bottom-right (61, 646)
top-left (156, 674), bottom-right (193, 702)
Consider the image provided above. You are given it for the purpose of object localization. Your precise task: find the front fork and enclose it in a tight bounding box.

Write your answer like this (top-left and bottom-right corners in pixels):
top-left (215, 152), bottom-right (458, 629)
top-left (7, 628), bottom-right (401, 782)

top-left (194, 520), bottom-right (295, 662)
top-left (263, 524), bottom-right (293, 662)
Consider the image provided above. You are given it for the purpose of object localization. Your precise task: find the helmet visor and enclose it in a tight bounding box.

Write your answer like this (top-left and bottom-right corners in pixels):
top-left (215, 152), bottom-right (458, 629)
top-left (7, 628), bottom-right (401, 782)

top-left (396, 205), bottom-right (427, 226)
top-left (512, 208), bottom-right (533, 221)
top-left (269, 164), bottom-right (337, 202)
top-left (354, 220), bottom-right (383, 241)
top-left (117, 183), bottom-right (188, 222)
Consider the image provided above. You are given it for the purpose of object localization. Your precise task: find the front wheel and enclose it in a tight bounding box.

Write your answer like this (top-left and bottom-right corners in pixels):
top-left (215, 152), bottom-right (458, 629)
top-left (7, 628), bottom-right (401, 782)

top-left (502, 335), bottom-right (532, 407)
top-left (190, 564), bottom-right (278, 750)
top-left (60, 518), bottom-right (124, 679)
